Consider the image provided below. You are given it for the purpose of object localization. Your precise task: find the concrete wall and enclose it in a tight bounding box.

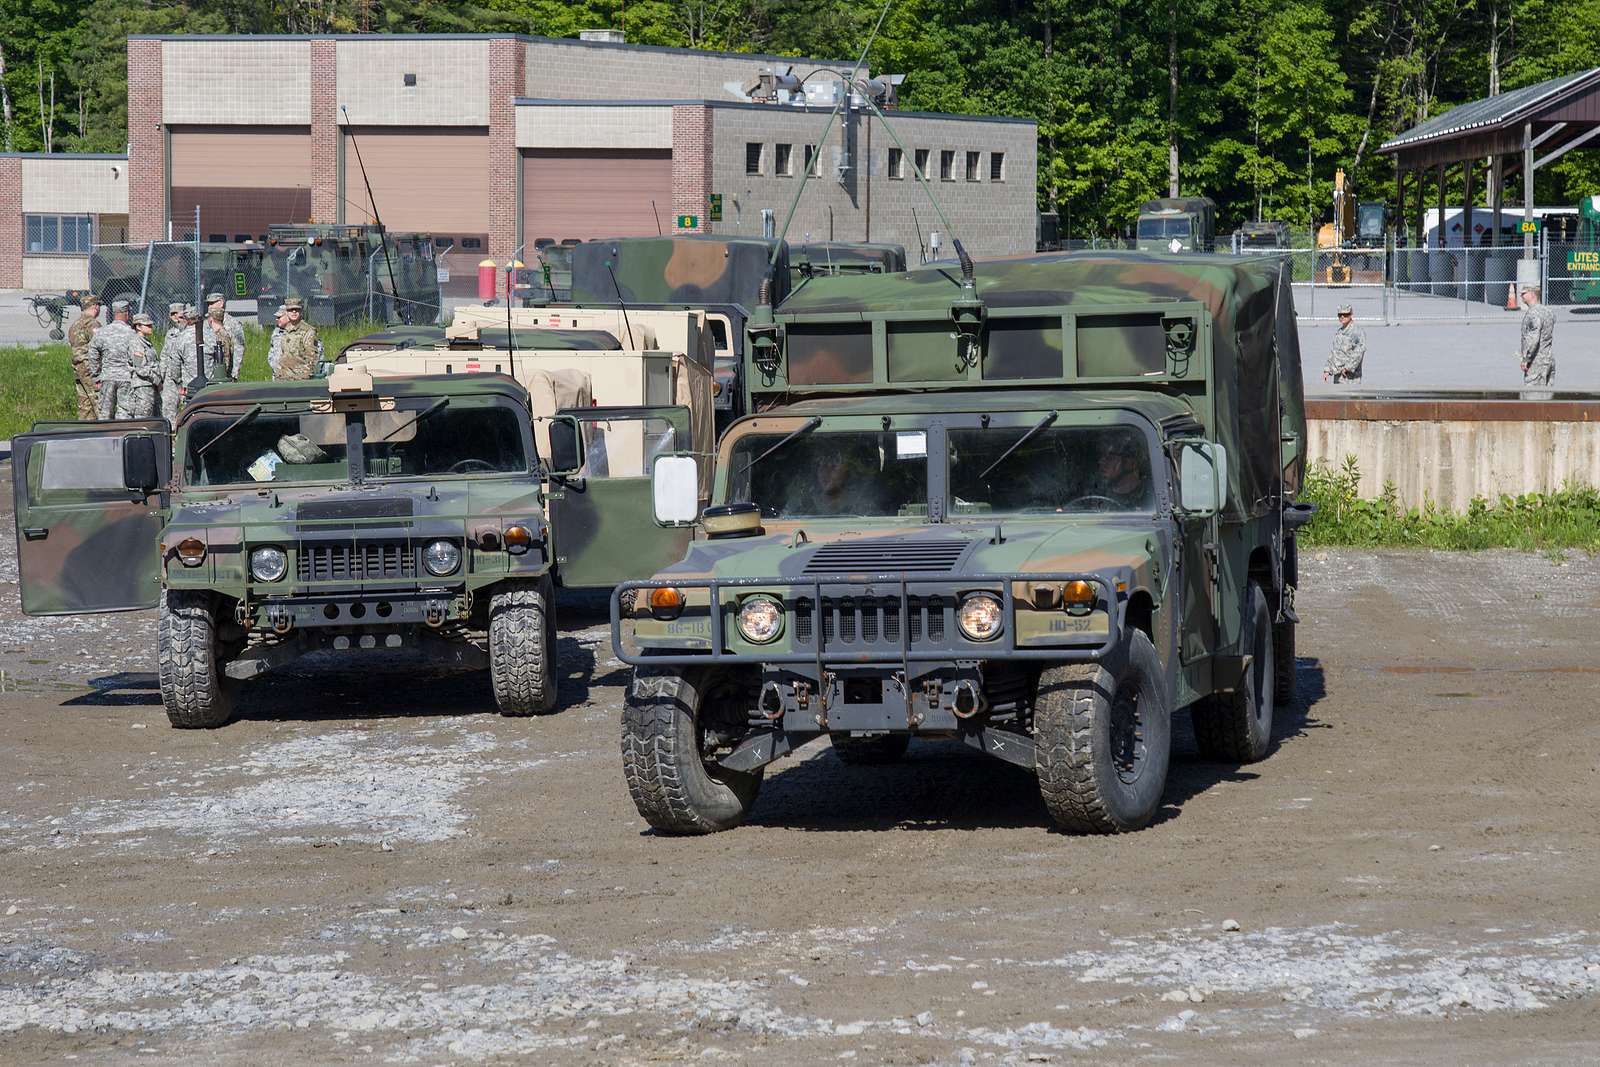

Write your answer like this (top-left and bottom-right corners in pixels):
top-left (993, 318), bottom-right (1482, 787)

top-left (20, 158), bottom-right (127, 214)
top-left (517, 105), bottom-right (674, 149)
top-left (337, 39), bottom-right (489, 126)
top-left (1307, 400), bottom-right (1600, 511)
top-left (707, 104), bottom-right (1037, 259)
top-left (22, 257), bottom-right (90, 290)
top-left (522, 39), bottom-right (853, 101)
top-left (161, 40), bottom-right (312, 124)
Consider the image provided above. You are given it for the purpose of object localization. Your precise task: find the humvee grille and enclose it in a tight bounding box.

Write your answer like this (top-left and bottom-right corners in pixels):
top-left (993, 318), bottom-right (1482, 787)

top-left (297, 541), bottom-right (416, 582)
top-left (791, 595), bottom-right (945, 649)
top-left (801, 538), bottom-right (969, 575)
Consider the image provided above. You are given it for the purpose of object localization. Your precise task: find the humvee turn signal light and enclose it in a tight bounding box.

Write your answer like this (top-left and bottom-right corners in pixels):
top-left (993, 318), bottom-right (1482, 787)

top-left (503, 525), bottom-right (534, 555)
top-left (648, 587), bottom-right (685, 620)
top-left (176, 538), bottom-right (206, 567)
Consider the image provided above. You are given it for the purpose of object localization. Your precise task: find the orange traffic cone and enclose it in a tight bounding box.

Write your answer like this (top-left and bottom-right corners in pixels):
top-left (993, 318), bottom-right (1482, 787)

top-left (1505, 283), bottom-right (1518, 310)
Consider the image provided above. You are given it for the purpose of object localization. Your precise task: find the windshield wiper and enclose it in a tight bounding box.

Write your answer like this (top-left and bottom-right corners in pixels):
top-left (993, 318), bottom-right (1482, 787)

top-left (376, 397), bottom-right (448, 442)
top-left (195, 404), bottom-right (263, 457)
top-left (736, 415), bottom-right (822, 478)
top-left (976, 410), bottom-right (1057, 482)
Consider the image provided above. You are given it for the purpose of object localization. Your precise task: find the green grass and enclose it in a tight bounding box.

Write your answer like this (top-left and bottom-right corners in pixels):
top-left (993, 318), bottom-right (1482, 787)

top-left (1302, 455), bottom-right (1600, 552)
top-left (0, 320), bottom-right (382, 440)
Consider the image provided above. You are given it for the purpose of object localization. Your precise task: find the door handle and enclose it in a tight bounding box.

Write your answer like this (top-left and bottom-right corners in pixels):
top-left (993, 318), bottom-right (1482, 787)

top-left (23, 527), bottom-right (48, 541)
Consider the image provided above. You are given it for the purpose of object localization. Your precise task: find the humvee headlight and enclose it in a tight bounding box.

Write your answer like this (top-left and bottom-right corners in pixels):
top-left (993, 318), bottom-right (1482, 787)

top-left (423, 540), bottom-right (461, 576)
top-left (249, 545), bottom-right (288, 583)
top-left (647, 586), bottom-right (685, 620)
top-left (736, 596), bottom-right (783, 644)
top-left (503, 525), bottom-right (534, 555)
top-left (957, 593), bottom-right (1003, 642)
top-left (176, 538), bottom-right (206, 567)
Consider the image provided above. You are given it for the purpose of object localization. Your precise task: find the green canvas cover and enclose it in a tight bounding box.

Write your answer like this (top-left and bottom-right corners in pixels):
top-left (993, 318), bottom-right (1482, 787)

top-left (789, 242), bottom-right (908, 286)
top-left (571, 235), bottom-right (791, 309)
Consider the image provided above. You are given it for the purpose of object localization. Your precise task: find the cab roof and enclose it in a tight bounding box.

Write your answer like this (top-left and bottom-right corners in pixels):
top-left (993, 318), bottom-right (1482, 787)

top-left (183, 372), bottom-right (529, 413)
top-left (765, 386), bottom-right (1198, 426)
top-left (346, 324), bottom-right (621, 352)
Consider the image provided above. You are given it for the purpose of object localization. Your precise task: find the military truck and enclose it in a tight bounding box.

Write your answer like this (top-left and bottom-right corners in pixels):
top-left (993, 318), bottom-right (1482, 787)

top-left (90, 243), bottom-right (264, 318)
top-left (1136, 197), bottom-right (1217, 253)
top-left (789, 242), bottom-right (908, 288)
top-left (11, 368), bottom-right (561, 727)
top-left (1235, 221), bottom-right (1292, 252)
top-left (608, 250), bottom-right (1309, 835)
top-left (257, 224), bottom-right (442, 327)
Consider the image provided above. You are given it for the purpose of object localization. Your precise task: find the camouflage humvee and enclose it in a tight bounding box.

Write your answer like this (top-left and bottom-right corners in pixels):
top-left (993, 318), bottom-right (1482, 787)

top-left (788, 242), bottom-right (908, 289)
top-left (1136, 197), bottom-right (1218, 253)
top-left (610, 251), bottom-right (1310, 834)
top-left (257, 225), bottom-right (442, 327)
top-left (11, 369), bottom-right (560, 727)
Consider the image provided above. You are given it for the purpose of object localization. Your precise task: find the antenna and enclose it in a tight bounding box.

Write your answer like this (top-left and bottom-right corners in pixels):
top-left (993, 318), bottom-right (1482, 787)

top-left (505, 242), bottom-right (524, 385)
top-left (340, 105), bottom-right (405, 323)
top-left (651, 200), bottom-right (663, 236)
top-left (605, 253), bottom-right (637, 348)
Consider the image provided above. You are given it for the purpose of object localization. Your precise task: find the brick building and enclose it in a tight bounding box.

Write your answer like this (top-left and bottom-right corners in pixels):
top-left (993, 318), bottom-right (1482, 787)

top-left (2, 33), bottom-right (1037, 291)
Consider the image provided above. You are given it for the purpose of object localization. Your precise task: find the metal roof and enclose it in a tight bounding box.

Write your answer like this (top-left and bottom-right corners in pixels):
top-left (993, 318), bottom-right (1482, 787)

top-left (1380, 68), bottom-right (1600, 152)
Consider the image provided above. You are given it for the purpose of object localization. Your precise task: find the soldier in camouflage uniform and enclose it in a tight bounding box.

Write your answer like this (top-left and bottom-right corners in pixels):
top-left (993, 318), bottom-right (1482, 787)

top-left (110, 313), bottom-right (162, 419)
top-left (66, 293), bottom-right (102, 420)
top-left (87, 300), bottom-right (137, 420)
top-left (206, 303), bottom-right (238, 381)
top-left (1322, 304), bottom-right (1365, 383)
top-left (1519, 285), bottom-right (1556, 386)
top-left (271, 297), bottom-right (323, 380)
top-left (207, 292), bottom-right (247, 379)
top-left (266, 304), bottom-right (290, 376)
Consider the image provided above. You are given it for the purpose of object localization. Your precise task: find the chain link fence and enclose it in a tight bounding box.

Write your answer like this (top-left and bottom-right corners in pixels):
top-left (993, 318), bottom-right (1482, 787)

top-left (1239, 245), bottom-right (1533, 323)
top-left (1541, 240), bottom-right (1600, 308)
top-left (89, 242), bottom-right (261, 319)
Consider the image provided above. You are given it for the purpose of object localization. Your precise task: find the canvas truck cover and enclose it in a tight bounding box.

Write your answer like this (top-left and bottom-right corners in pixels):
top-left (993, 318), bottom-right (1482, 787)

top-left (342, 323), bottom-right (622, 356)
top-left (790, 242), bottom-right (908, 283)
top-left (767, 251), bottom-right (1306, 519)
top-left (570, 235), bottom-right (792, 310)
top-left (528, 367), bottom-right (595, 460)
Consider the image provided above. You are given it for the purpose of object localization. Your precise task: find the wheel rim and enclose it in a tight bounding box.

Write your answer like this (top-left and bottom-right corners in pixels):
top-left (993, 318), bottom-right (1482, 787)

top-left (1110, 679), bottom-right (1147, 784)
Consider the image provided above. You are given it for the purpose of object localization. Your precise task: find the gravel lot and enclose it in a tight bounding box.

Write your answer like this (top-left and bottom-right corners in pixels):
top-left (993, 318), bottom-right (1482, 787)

top-left (1, 466), bottom-right (1598, 1064)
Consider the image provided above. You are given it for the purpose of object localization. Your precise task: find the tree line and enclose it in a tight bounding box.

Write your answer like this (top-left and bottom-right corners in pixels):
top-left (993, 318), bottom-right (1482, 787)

top-left (5, 0), bottom-right (1600, 236)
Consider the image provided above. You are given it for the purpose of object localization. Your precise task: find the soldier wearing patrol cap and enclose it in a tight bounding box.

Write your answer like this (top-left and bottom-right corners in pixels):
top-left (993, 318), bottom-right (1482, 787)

top-left (206, 291), bottom-right (246, 379)
top-left (161, 306), bottom-right (203, 423)
top-left (205, 302), bottom-right (238, 382)
top-left (66, 293), bottom-right (102, 420)
top-left (267, 304), bottom-right (292, 378)
top-left (113, 313), bottom-right (162, 420)
top-left (1518, 285), bottom-right (1556, 385)
top-left (87, 299), bottom-right (138, 420)
top-left (273, 297), bottom-right (323, 380)
top-left (1322, 303), bottom-right (1366, 384)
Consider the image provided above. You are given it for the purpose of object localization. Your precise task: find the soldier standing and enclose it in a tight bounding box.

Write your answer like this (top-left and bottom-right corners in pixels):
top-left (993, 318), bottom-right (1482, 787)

top-left (1519, 285), bottom-right (1556, 385)
top-left (116, 314), bottom-right (163, 419)
top-left (88, 300), bottom-right (137, 420)
top-left (66, 294), bottom-right (102, 420)
top-left (206, 304), bottom-right (237, 381)
top-left (206, 292), bottom-right (247, 379)
top-left (267, 304), bottom-right (291, 377)
top-left (160, 307), bottom-right (202, 424)
top-left (1322, 304), bottom-right (1366, 383)
top-left (273, 297), bottom-right (324, 380)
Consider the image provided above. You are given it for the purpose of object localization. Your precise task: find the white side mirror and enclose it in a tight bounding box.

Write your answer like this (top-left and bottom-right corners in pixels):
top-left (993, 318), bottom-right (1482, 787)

top-left (652, 454), bottom-right (699, 525)
top-left (1177, 441), bottom-right (1227, 516)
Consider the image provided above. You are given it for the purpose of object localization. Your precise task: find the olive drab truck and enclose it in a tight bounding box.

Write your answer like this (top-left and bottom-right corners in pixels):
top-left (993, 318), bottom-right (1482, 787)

top-left (1135, 197), bottom-right (1218, 253)
top-left (788, 242), bottom-right (908, 289)
top-left (610, 250), bottom-right (1311, 835)
top-left (11, 369), bottom-right (562, 727)
top-left (257, 224), bottom-right (442, 327)
top-left (337, 309), bottom-right (717, 592)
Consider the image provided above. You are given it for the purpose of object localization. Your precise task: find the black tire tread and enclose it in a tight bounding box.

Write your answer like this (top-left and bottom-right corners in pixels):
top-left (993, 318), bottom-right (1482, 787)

top-left (488, 578), bottom-right (556, 716)
top-left (159, 591), bottom-right (235, 729)
top-left (621, 669), bottom-right (759, 835)
top-left (1192, 583), bottom-right (1275, 763)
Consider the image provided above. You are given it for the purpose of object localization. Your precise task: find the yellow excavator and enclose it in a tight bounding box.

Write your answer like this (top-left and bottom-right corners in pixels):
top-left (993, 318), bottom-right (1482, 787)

top-left (1316, 168), bottom-right (1355, 284)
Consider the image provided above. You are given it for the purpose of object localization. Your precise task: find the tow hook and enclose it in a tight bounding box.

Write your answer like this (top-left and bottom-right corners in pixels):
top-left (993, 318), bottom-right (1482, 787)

top-left (234, 601), bottom-right (254, 630)
top-left (951, 680), bottom-right (984, 719)
top-left (424, 600), bottom-right (448, 627)
top-left (759, 682), bottom-right (785, 721)
top-left (266, 606), bottom-right (292, 634)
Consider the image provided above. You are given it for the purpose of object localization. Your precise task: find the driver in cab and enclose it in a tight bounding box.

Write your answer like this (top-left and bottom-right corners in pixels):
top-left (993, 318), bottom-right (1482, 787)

top-left (1083, 435), bottom-right (1149, 510)
top-left (788, 442), bottom-right (881, 517)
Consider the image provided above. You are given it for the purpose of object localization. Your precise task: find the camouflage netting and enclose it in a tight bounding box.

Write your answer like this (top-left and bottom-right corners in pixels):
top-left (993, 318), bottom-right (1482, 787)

top-left (571, 236), bottom-right (792, 309)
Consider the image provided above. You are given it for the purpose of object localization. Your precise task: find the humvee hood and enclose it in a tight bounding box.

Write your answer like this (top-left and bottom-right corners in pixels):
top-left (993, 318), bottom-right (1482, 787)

top-left (169, 482), bottom-right (543, 530)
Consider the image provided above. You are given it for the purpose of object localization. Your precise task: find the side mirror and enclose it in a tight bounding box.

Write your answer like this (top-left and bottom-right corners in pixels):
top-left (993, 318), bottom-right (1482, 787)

top-left (651, 454), bottom-right (699, 526)
top-left (1176, 440), bottom-right (1227, 517)
top-left (123, 434), bottom-right (161, 496)
top-left (545, 416), bottom-right (582, 476)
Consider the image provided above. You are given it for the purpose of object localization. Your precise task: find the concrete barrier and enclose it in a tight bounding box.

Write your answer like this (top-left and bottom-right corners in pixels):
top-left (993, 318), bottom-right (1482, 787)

top-left (1307, 395), bottom-right (1600, 512)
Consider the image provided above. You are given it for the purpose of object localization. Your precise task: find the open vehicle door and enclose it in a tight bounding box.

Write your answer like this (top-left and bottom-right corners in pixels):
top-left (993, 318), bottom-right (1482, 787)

top-left (544, 405), bottom-right (697, 590)
top-left (11, 420), bottom-right (170, 615)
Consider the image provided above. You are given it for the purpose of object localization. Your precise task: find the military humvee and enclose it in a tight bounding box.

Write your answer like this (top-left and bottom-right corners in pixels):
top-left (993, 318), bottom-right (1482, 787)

top-left (1136, 198), bottom-right (1218, 253)
top-left (257, 224), bottom-right (442, 327)
top-left (11, 369), bottom-right (560, 727)
top-left (610, 251), bottom-right (1310, 835)
top-left (789, 242), bottom-right (908, 288)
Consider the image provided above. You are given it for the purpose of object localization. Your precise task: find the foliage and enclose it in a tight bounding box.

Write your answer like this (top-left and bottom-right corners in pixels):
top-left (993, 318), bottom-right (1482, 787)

top-left (1301, 456), bottom-right (1600, 552)
top-left (5, 0), bottom-right (1600, 233)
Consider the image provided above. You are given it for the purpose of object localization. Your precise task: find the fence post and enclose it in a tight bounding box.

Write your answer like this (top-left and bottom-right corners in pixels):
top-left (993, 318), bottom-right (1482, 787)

top-left (137, 243), bottom-right (155, 316)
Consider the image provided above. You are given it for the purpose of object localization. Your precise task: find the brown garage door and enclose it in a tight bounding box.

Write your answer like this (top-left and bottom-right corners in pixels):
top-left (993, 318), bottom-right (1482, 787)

top-left (342, 127), bottom-right (489, 234)
top-left (170, 126), bottom-right (312, 240)
top-left (522, 149), bottom-right (673, 244)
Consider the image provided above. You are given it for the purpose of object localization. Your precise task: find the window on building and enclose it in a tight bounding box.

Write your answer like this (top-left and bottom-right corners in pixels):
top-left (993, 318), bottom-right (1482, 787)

top-left (990, 152), bottom-right (1006, 181)
top-left (804, 144), bottom-right (821, 177)
top-left (887, 147), bottom-right (904, 180)
top-left (914, 148), bottom-right (930, 180)
top-left (461, 237), bottom-right (483, 250)
top-left (24, 214), bottom-right (94, 255)
top-left (775, 143), bottom-right (794, 176)
top-left (966, 151), bottom-right (981, 181)
top-left (746, 142), bottom-right (764, 176)
top-left (940, 150), bottom-right (955, 181)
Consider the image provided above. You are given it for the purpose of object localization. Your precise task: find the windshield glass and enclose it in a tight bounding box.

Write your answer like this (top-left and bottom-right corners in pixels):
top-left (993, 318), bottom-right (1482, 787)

top-left (183, 400), bottom-right (528, 486)
top-left (728, 429), bottom-right (929, 519)
top-left (1137, 217), bottom-right (1191, 239)
top-left (948, 424), bottom-right (1155, 515)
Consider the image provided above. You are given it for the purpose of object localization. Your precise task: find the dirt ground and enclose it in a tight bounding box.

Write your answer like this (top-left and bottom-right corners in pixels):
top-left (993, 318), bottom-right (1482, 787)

top-left (2, 477), bottom-right (1598, 1064)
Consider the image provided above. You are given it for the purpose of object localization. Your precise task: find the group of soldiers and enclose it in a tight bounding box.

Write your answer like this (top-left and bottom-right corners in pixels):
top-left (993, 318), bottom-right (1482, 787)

top-left (65, 293), bottom-right (324, 422)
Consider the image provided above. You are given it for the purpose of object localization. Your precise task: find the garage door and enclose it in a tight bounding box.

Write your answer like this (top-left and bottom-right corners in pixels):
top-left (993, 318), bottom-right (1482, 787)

top-left (522, 149), bottom-right (673, 244)
top-left (342, 127), bottom-right (489, 234)
top-left (170, 126), bottom-right (312, 241)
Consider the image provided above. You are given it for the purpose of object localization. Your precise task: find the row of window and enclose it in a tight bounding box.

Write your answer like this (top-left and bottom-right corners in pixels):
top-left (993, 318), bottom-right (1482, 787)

top-left (25, 214), bottom-right (95, 255)
top-left (743, 143), bottom-right (1005, 183)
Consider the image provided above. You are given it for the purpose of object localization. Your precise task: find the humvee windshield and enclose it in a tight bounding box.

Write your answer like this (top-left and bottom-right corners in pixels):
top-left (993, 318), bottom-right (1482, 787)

top-left (729, 430), bottom-right (929, 519)
top-left (1137, 217), bottom-right (1192, 239)
top-left (949, 424), bottom-right (1154, 515)
top-left (183, 398), bottom-right (529, 487)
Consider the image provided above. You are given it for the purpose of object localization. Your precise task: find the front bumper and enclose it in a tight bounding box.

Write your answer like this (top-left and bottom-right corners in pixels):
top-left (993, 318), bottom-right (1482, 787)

top-left (244, 589), bottom-right (472, 632)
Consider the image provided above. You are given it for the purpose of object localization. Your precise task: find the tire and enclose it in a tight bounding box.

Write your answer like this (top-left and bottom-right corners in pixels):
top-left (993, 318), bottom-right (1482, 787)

top-left (1192, 582), bottom-right (1276, 763)
top-left (829, 732), bottom-right (912, 765)
top-left (159, 591), bottom-right (236, 729)
top-left (488, 577), bottom-right (557, 716)
top-left (621, 668), bottom-right (762, 834)
top-left (1273, 619), bottom-right (1297, 706)
top-left (1035, 629), bottom-right (1172, 834)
